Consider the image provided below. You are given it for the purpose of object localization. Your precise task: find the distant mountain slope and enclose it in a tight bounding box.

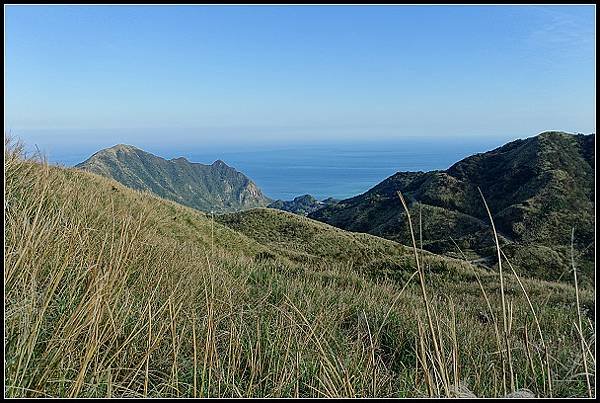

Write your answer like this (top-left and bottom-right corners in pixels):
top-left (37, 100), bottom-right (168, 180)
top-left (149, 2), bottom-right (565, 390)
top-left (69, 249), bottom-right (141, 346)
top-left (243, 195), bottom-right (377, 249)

top-left (310, 132), bottom-right (595, 282)
top-left (76, 144), bottom-right (271, 213)
top-left (268, 194), bottom-right (338, 216)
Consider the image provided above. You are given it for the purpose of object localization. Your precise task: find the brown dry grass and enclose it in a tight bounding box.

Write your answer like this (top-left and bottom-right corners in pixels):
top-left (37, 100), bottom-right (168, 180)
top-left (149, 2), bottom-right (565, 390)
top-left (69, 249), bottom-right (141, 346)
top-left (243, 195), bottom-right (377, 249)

top-left (4, 137), bottom-right (595, 397)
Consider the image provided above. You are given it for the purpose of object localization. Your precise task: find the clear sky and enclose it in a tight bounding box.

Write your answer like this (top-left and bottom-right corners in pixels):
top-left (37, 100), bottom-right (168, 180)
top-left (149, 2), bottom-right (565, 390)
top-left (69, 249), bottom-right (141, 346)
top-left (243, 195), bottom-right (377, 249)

top-left (5, 5), bottom-right (596, 152)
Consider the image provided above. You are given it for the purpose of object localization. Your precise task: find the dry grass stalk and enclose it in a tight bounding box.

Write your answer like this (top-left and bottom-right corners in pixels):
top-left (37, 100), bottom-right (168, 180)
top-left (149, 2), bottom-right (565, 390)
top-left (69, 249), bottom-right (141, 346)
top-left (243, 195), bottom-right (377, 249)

top-left (478, 187), bottom-right (514, 394)
top-left (397, 190), bottom-right (450, 397)
top-left (571, 228), bottom-right (592, 398)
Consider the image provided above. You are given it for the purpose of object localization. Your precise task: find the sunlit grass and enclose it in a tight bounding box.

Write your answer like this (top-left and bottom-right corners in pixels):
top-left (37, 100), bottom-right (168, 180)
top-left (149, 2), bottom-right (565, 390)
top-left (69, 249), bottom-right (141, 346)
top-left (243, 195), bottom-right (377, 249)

top-left (4, 137), bottom-right (595, 397)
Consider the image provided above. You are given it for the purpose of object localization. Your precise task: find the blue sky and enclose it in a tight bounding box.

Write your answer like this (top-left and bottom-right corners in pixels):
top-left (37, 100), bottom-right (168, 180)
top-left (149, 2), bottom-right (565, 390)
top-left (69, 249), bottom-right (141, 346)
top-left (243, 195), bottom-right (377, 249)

top-left (5, 5), bottom-right (596, 152)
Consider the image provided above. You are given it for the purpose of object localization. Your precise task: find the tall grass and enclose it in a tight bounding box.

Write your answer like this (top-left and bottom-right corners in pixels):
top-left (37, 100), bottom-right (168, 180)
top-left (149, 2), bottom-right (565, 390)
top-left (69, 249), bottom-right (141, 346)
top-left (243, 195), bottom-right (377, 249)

top-left (477, 187), bottom-right (514, 395)
top-left (396, 188), bottom-right (595, 398)
top-left (572, 228), bottom-right (593, 398)
top-left (4, 138), bottom-right (595, 398)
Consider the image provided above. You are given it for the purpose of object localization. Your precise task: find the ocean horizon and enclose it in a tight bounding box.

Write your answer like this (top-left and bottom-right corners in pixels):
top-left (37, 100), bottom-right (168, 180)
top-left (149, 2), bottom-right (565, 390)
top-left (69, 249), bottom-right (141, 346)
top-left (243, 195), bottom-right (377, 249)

top-left (33, 137), bottom-right (506, 201)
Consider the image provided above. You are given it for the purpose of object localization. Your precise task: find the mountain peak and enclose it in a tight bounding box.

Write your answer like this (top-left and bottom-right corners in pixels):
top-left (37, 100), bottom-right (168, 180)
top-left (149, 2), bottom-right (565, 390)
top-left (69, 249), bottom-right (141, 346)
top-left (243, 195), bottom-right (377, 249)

top-left (107, 144), bottom-right (140, 152)
top-left (212, 159), bottom-right (228, 167)
top-left (76, 144), bottom-right (144, 166)
top-left (537, 130), bottom-right (575, 139)
top-left (293, 194), bottom-right (317, 203)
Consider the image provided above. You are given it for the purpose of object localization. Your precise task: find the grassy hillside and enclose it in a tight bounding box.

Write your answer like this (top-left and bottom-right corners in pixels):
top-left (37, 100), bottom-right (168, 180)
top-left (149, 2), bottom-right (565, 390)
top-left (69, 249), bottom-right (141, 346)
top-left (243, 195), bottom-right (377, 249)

top-left (5, 140), bottom-right (595, 398)
top-left (218, 208), bottom-right (480, 284)
top-left (310, 132), bottom-right (595, 284)
top-left (76, 144), bottom-right (271, 213)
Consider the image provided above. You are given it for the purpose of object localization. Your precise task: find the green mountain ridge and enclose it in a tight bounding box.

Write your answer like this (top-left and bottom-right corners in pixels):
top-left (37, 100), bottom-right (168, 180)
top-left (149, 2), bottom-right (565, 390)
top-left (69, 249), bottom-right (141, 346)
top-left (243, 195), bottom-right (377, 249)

top-left (309, 131), bottom-right (595, 283)
top-left (75, 144), bottom-right (272, 213)
top-left (267, 194), bottom-right (339, 216)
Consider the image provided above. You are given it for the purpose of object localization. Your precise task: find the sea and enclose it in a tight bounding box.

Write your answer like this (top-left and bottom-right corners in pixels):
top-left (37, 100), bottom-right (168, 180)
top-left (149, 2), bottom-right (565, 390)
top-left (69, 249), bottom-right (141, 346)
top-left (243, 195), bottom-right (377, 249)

top-left (183, 141), bottom-right (497, 200)
top-left (34, 137), bottom-right (506, 201)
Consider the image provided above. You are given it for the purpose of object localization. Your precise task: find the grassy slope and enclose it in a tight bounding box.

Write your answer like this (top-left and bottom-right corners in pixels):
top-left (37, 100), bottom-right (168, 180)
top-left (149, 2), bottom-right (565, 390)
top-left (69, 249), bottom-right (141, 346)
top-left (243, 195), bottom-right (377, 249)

top-left (5, 145), bottom-right (595, 398)
top-left (219, 208), bottom-right (415, 273)
top-left (217, 208), bottom-right (490, 285)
